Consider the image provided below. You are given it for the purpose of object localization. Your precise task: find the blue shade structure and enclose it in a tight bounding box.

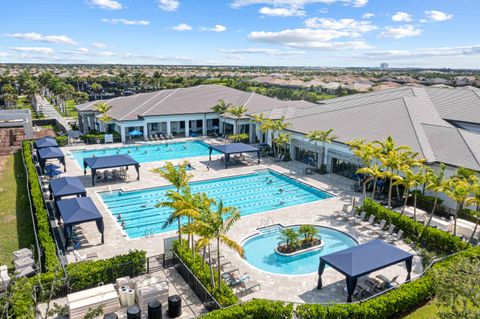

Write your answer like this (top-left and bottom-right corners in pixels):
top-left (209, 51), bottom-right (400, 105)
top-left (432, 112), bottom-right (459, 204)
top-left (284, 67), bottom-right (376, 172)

top-left (49, 176), bottom-right (87, 201)
top-left (83, 154), bottom-right (140, 186)
top-left (208, 143), bottom-right (260, 168)
top-left (35, 137), bottom-right (58, 149)
top-left (37, 147), bottom-right (66, 173)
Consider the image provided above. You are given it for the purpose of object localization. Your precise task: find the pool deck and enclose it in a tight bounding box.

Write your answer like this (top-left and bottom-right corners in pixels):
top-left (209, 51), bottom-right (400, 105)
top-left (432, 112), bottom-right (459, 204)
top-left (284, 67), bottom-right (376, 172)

top-left (58, 137), bottom-right (423, 305)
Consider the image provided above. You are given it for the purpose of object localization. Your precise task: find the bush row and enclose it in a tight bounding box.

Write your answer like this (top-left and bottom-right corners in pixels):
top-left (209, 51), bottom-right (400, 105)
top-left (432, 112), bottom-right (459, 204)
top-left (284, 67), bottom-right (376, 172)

top-left (55, 135), bottom-right (68, 146)
top-left (174, 241), bottom-right (238, 307)
top-left (361, 198), bottom-right (469, 254)
top-left (202, 299), bottom-right (293, 319)
top-left (408, 190), bottom-right (444, 215)
top-left (23, 141), bottom-right (61, 270)
top-left (295, 246), bottom-right (480, 319)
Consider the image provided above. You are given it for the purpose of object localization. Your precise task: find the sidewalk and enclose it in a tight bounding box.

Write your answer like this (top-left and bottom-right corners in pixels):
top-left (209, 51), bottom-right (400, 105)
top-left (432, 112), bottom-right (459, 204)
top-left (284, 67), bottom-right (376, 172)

top-left (36, 95), bottom-right (71, 130)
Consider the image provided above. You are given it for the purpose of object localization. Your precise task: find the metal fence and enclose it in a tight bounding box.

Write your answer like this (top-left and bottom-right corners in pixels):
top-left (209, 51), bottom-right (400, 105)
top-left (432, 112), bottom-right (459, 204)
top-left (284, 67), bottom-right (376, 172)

top-left (172, 251), bottom-right (222, 312)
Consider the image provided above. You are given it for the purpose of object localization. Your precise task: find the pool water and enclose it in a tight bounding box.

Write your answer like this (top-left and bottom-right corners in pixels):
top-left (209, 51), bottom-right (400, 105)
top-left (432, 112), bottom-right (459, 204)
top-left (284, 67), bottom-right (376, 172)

top-left (243, 225), bottom-right (358, 275)
top-left (100, 170), bottom-right (332, 238)
top-left (71, 140), bottom-right (219, 167)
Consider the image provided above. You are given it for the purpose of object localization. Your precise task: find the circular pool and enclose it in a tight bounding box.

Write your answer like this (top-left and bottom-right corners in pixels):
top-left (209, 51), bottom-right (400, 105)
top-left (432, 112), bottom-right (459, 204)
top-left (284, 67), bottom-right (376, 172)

top-left (242, 225), bottom-right (358, 275)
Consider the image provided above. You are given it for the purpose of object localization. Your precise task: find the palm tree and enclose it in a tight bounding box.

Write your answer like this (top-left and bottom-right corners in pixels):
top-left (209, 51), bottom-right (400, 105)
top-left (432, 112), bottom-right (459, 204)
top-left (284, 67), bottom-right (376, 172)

top-left (271, 117), bottom-right (290, 157)
top-left (251, 112), bottom-right (268, 143)
top-left (348, 139), bottom-right (374, 200)
top-left (421, 165), bottom-right (448, 237)
top-left (91, 82), bottom-right (102, 100)
top-left (393, 167), bottom-right (425, 221)
top-left (23, 79), bottom-right (39, 115)
top-left (227, 105), bottom-right (248, 134)
top-left (306, 129), bottom-right (337, 172)
top-left (211, 100), bottom-right (231, 135)
top-left (151, 162), bottom-right (192, 242)
top-left (445, 173), bottom-right (471, 236)
top-left (466, 176), bottom-right (480, 243)
top-left (274, 132), bottom-right (291, 159)
top-left (94, 102), bottom-right (112, 131)
top-left (1, 84), bottom-right (17, 108)
top-left (279, 228), bottom-right (300, 249)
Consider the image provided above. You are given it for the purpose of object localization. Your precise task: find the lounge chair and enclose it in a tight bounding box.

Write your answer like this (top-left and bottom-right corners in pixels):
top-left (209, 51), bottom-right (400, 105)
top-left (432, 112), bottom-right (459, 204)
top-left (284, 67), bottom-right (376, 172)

top-left (345, 210), bottom-right (359, 223)
top-left (274, 154), bottom-right (284, 162)
top-left (353, 211), bottom-right (367, 224)
top-left (388, 229), bottom-right (404, 242)
top-left (240, 278), bottom-right (261, 296)
top-left (73, 251), bottom-right (98, 262)
top-left (221, 265), bottom-right (238, 275)
top-left (334, 204), bottom-right (351, 217)
top-left (371, 219), bottom-right (386, 234)
top-left (380, 224), bottom-right (395, 238)
top-left (360, 215), bottom-right (375, 228)
top-left (376, 274), bottom-right (399, 288)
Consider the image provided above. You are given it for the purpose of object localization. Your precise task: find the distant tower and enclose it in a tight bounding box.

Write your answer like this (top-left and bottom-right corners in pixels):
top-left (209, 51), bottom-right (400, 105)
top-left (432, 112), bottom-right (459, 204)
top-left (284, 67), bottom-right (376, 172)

top-left (380, 63), bottom-right (389, 70)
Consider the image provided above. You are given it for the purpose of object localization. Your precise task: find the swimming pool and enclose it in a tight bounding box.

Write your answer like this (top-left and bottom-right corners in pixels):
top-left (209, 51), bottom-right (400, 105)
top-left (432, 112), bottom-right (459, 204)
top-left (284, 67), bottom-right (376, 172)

top-left (242, 225), bottom-right (358, 275)
top-left (99, 170), bottom-right (333, 238)
top-left (71, 140), bottom-right (219, 168)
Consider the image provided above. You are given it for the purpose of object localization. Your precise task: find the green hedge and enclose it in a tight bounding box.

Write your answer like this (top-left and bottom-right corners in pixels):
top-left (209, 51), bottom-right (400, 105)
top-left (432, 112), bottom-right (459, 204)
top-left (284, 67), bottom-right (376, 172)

top-left (361, 198), bottom-right (469, 254)
top-left (23, 141), bottom-right (61, 270)
top-left (202, 299), bottom-right (293, 319)
top-left (459, 208), bottom-right (479, 224)
top-left (295, 246), bottom-right (480, 319)
top-left (66, 250), bottom-right (146, 291)
top-left (55, 135), bottom-right (68, 146)
top-left (174, 241), bottom-right (238, 307)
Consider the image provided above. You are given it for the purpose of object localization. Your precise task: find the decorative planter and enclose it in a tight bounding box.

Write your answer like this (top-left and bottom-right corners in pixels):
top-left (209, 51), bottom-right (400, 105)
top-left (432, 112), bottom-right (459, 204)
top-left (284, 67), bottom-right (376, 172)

top-left (274, 240), bottom-right (324, 257)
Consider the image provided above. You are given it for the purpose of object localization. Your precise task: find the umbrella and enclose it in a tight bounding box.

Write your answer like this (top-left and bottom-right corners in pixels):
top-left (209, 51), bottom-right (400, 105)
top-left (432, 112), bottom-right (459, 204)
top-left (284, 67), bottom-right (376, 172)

top-left (45, 167), bottom-right (63, 177)
top-left (128, 129), bottom-right (143, 137)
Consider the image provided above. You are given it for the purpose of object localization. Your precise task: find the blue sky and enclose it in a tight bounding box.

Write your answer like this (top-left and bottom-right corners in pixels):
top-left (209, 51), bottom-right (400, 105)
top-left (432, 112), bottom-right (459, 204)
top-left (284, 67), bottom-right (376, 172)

top-left (0, 0), bottom-right (479, 68)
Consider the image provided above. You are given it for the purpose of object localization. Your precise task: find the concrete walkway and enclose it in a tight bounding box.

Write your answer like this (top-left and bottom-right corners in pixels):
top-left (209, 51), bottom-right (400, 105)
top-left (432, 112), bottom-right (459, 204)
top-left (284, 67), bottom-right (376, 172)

top-left (36, 95), bottom-right (70, 130)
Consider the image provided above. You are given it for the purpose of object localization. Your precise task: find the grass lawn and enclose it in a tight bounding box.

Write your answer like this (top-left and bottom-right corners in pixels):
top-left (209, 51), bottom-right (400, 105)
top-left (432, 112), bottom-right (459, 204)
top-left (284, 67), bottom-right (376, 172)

top-left (403, 300), bottom-right (442, 319)
top-left (66, 99), bottom-right (78, 118)
top-left (0, 151), bottom-right (35, 267)
top-left (16, 96), bottom-right (45, 119)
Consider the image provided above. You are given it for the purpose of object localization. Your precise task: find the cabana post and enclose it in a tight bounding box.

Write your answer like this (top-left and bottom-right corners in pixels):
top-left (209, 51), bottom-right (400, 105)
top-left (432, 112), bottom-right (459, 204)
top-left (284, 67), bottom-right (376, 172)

top-left (317, 239), bottom-right (413, 302)
top-left (208, 143), bottom-right (260, 169)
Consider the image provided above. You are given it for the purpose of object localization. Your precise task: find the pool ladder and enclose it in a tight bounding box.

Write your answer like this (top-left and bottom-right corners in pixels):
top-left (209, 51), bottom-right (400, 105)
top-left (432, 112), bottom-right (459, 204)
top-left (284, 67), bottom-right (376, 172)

top-left (260, 217), bottom-right (275, 227)
top-left (144, 227), bottom-right (155, 237)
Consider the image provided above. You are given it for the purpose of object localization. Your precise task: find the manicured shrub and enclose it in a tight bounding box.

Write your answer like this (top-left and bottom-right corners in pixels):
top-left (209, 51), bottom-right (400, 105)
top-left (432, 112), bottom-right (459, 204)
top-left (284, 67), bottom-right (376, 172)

top-left (202, 299), bottom-right (293, 319)
top-left (23, 141), bottom-right (61, 270)
top-left (66, 250), bottom-right (146, 291)
top-left (174, 241), bottom-right (238, 307)
top-left (55, 135), bottom-right (68, 146)
top-left (361, 198), bottom-right (469, 254)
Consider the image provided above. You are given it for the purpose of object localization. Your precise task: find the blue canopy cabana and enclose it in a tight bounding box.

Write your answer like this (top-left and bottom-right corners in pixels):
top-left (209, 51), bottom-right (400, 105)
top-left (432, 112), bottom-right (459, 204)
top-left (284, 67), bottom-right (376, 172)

top-left (317, 239), bottom-right (413, 302)
top-left (208, 143), bottom-right (260, 168)
top-left (128, 129), bottom-right (143, 137)
top-left (49, 176), bottom-right (87, 201)
top-left (56, 197), bottom-right (104, 249)
top-left (83, 154), bottom-right (140, 186)
top-left (35, 137), bottom-right (58, 149)
top-left (38, 147), bottom-right (66, 173)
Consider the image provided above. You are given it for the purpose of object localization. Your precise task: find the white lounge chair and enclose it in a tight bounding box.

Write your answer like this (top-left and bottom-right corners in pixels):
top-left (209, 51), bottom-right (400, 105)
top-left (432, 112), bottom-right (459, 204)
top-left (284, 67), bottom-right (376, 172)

top-left (353, 211), bottom-right (367, 224)
top-left (388, 229), bottom-right (404, 242)
top-left (380, 224), bottom-right (395, 238)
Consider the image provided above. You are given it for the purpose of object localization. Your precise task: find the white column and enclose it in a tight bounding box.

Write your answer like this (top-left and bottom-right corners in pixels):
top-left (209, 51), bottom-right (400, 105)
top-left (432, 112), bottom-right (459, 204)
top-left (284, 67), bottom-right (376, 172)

top-left (233, 120), bottom-right (238, 135)
top-left (249, 123), bottom-right (255, 143)
top-left (185, 120), bottom-right (190, 137)
top-left (120, 125), bottom-right (126, 143)
top-left (143, 122), bottom-right (148, 140)
top-left (166, 121), bottom-right (171, 135)
top-left (202, 118), bottom-right (207, 136)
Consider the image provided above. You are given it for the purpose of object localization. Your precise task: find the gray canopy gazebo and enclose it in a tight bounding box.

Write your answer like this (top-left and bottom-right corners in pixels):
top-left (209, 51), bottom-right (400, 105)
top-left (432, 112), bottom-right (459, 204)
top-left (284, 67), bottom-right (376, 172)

top-left (317, 239), bottom-right (413, 302)
top-left (83, 154), bottom-right (140, 186)
top-left (208, 143), bottom-right (260, 168)
top-left (49, 176), bottom-right (87, 201)
top-left (56, 197), bottom-right (104, 249)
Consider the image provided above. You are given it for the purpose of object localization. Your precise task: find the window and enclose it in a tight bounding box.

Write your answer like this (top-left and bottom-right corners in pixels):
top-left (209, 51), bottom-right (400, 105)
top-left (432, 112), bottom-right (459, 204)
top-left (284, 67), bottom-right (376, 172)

top-left (295, 147), bottom-right (317, 166)
top-left (331, 158), bottom-right (359, 180)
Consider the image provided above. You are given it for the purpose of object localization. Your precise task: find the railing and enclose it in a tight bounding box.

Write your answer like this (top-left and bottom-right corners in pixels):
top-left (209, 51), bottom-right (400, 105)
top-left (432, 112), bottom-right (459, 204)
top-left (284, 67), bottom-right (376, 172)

top-left (172, 251), bottom-right (222, 312)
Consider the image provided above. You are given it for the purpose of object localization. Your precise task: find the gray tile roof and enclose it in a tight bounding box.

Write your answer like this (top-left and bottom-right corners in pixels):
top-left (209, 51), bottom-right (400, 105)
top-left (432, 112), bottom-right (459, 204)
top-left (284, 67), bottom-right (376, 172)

top-left (75, 84), bottom-right (318, 121)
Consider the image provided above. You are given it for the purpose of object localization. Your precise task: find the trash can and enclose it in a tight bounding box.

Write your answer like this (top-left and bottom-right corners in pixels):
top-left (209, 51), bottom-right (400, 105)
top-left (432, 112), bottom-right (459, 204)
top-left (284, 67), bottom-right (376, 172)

top-left (148, 300), bottom-right (162, 319)
top-left (126, 305), bottom-right (141, 319)
top-left (103, 313), bottom-right (118, 319)
top-left (168, 295), bottom-right (182, 318)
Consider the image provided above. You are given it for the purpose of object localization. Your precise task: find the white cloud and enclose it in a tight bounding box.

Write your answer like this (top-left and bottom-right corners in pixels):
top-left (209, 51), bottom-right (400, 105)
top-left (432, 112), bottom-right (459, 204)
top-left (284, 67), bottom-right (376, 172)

top-left (202, 25), bottom-right (227, 32)
top-left (362, 12), bottom-right (374, 19)
top-left (87, 0), bottom-right (123, 10)
top-left (363, 45), bottom-right (480, 59)
top-left (5, 32), bottom-right (78, 45)
top-left (0, 52), bottom-right (10, 57)
top-left (248, 28), bottom-right (371, 50)
top-left (96, 50), bottom-right (116, 57)
top-left (231, 0), bottom-right (367, 9)
top-left (11, 47), bottom-right (55, 54)
top-left (379, 25), bottom-right (422, 39)
top-left (304, 17), bottom-right (377, 34)
top-left (259, 6), bottom-right (305, 17)
top-left (92, 42), bottom-right (107, 48)
top-left (172, 23), bottom-right (192, 31)
top-left (391, 12), bottom-right (412, 22)
top-left (158, 0), bottom-right (180, 11)
top-left (76, 47), bottom-right (89, 53)
top-left (424, 10), bottom-right (453, 22)
top-left (102, 18), bottom-right (150, 25)
top-left (220, 48), bottom-right (306, 56)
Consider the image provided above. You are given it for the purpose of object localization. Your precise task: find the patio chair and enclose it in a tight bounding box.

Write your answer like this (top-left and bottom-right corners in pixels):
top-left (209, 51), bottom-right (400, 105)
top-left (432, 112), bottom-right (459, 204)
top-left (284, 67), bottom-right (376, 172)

top-left (333, 204), bottom-right (350, 217)
top-left (371, 219), bottom-right (386, 232)
top-left (240, 278), bottom-right (261, 296)
top-left (376, 274), bottom-right (399, 288)
top-left (353, 211), bottom-right (367, 224)
top-left (73, 251), bottom-right (98, 262)
top-left (345, 209), bottom-right (358, 223)
top-left (380, 224), bottom-right (395, 238)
